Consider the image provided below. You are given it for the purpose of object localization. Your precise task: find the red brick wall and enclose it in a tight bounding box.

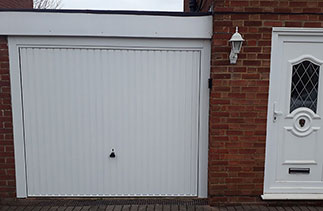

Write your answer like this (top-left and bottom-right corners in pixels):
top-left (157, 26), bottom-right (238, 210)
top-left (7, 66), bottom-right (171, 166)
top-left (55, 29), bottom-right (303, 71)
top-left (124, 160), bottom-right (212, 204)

top-left (0, 0), bottom-right (33, 9)
top-left (0, 36), bottom-right (15, 199)
top-left (182, 0), bottom-right (323, 205)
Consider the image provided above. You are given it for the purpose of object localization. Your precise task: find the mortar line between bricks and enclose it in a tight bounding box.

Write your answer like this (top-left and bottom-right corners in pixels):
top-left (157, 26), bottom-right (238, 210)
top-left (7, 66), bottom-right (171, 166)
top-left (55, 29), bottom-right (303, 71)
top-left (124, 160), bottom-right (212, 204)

top-left (213, 11), bottom-right (323, 16)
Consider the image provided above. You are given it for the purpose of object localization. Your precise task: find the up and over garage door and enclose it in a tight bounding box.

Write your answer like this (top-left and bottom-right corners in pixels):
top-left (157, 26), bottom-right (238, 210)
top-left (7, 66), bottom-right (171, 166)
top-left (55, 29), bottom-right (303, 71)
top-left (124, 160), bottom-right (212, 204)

top-left (4, 12), bottom-right (212, 198)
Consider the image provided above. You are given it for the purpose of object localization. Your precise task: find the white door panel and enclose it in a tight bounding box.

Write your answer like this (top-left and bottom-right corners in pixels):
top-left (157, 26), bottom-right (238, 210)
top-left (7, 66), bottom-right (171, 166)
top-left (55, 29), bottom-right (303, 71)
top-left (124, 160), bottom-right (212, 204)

top-left (19, 46), bottom-right (200, 196)
top-left (265, 33), bottom-right (323, 194)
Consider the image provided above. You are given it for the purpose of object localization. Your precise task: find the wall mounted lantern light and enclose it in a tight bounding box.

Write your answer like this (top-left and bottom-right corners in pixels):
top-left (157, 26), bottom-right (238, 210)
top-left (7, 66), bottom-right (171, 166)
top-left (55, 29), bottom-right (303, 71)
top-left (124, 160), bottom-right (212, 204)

top-left (229, 27), bottom-right (244, 64)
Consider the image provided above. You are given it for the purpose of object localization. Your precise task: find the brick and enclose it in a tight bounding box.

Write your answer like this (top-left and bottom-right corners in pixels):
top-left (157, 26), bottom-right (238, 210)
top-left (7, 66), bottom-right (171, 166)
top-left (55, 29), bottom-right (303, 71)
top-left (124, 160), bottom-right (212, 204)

top-left (303, 8), bottom-right (321, 13)
top-left (231, 1), bottom-right (249, 6)
top-left (0, 0), bottom-right (32, 8)
top-left (214, 74), bottom-right (231, 79)
top-left (244, 21), bottom-right (262, 26)
top-left (263, 21), bottom-right (283, 27)
top-left (243, 47), bottom-right (261, 53)
top-left (289, 1), bottom-right (307, 7)
top-left (304, 22), bottom-right (322, 27)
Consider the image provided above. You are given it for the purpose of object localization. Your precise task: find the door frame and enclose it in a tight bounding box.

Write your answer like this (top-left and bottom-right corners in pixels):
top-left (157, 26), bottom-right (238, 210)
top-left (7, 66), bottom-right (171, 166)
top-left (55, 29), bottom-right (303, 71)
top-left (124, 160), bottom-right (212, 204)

top-left (8, 36), bottom-right (211, 198)
top-left (263, 27), bottom-right (323, 200)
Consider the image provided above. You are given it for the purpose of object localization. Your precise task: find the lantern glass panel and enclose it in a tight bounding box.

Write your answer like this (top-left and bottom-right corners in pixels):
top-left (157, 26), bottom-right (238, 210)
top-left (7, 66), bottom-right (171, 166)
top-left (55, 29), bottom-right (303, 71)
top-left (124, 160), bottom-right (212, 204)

top-left (232, 41), bottom-right (242, 53)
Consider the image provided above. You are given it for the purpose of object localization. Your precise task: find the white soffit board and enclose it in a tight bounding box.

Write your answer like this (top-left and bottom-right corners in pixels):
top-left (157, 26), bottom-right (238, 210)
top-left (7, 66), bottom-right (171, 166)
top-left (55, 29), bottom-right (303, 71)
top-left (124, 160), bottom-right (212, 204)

top-left (0, 11), bottom-right (212, 39)
top-left (272, 27), bottom-right (323, 37)
top-left (273, 27), bottom-right (323, 33)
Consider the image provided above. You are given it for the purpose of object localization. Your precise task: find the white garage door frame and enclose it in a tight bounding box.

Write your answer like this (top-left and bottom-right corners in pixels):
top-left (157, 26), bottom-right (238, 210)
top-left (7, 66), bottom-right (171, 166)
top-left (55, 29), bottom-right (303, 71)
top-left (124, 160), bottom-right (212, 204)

top-left (4, 11), bottom-right (212, 198)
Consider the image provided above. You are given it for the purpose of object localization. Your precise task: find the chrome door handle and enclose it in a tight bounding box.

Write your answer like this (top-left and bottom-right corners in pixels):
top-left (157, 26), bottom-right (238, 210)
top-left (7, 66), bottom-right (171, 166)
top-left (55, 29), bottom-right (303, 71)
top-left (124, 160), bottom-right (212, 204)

top-left (274, 110), bottom-right (283, 116)
top-left (273, 102), bottom-right (283, 122)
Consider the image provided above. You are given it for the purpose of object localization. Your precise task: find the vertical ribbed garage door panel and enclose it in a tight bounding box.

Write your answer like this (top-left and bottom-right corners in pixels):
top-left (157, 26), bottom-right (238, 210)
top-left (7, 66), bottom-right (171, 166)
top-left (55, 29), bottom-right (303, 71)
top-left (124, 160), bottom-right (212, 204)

top-left (20, 47), bottom-right (200, 197)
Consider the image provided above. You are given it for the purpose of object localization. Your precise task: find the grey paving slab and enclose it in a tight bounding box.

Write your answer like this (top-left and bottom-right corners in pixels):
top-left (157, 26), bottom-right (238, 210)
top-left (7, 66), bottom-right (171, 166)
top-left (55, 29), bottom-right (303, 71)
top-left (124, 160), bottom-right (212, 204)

top-left (81, 206), bottom-right (91, 211)
top-left (57, 206), bottom-right (66, 211)
top-left (73, 206), bottom-right (84, 211)
top-left (90, 206), bottom-right (100, 211)
top-left (187, 205), bottom-right (195, 211)
top-left (40, 206), bottom-right (52, 211)
top-left (308, 207), bottom-right (319, 211)
top-left (57, 206), bottom-right (67, 211)
top-left (233, 206), bottom-right (244, 211)
top-left (122, 205), bottom-right (131, 211)
top-left (129, 205), bottom-right (138, 211)
top-left (291, 206), bottom-right (302, 211)
top-left (206, 206), bottom-right (219, 211)
top-left (268, 207), bottom-right (278, 211)
top-left (241, 205), bottom-right (253, 211)
top-left (0, 207), bottom-right (8, 211)
top-left (30, 206), bottom-right (43, 211)
top-left (259, 205), bottom-right (270, 211)
top-left (163, 205), bottom-right (171, 211)
top-left (105, 205), bottom-right (115, 211)
top-left (155, 205), bottom-right (162, 211)
top-left (226, 206), bottom-right (235, 211)
top-left (65, 207), bottom-right (75, 211)
top-left (299, 206), bottom-right (311, 211)
top-left (6, 206), bottom-right (17, 211)
top-left (196, 206), bottom-right (205, 211)
top-left (139, 205), bottom-right (147, 211)
top-left (171, 205), bottom-right (178, 211)
top-left (147, 205), bottom-right (154, 211)
top-left (0, 206), bottom-right (9, 211)
top-left (97, 205), bottom-right (107, 211)
top-left (22, 206), bottom-right (34, 211)
top-left (14, 206), bottom-right (26, 211)
top-left (249, 205), bottom-right (261, 211)
top-left (179, 205), bottom-right (186, 211)
top-left (227, 206), bottom-right (235, 211)
top-left (114, 205), bottom-right (123, 211)
top-left (274, 206), bottom-right (285, 211)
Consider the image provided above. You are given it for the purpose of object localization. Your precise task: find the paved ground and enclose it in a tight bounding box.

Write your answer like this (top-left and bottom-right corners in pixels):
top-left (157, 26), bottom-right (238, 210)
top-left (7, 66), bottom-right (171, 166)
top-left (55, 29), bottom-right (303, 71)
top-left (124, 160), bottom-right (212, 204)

top-left (1, 199), bottom-right (323, 211)
top-left (2, 204), bottom-right (323, 211)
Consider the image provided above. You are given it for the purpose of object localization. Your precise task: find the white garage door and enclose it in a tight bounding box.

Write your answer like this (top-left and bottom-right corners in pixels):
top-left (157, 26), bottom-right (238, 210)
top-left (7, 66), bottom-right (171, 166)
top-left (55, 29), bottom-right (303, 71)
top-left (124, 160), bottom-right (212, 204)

top-left (18, 40), bottom-right (201, 197)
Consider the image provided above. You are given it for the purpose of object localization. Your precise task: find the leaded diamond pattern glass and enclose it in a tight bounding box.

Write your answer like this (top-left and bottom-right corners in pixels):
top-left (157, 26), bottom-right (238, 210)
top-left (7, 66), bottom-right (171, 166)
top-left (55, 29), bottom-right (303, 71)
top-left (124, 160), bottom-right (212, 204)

top-left (290, 60), bottom-right (320, 113)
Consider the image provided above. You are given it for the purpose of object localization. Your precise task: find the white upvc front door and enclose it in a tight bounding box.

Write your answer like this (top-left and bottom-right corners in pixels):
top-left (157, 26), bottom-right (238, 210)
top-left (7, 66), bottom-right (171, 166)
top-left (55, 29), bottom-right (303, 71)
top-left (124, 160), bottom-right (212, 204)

top-left (264, 28), bottom-right (323, 198)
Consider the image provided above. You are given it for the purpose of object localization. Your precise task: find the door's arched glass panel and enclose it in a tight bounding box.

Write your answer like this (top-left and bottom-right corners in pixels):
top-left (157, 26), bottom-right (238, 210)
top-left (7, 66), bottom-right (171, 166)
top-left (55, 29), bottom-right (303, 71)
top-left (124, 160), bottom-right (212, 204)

top-left (290, 60), bottom-right (320, 113)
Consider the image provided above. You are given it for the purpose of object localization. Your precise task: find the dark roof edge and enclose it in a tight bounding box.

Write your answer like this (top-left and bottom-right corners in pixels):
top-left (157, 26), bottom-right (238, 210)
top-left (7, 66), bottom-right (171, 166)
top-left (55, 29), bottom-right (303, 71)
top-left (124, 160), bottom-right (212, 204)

top-left (0, 9), bottom-right (212, 16)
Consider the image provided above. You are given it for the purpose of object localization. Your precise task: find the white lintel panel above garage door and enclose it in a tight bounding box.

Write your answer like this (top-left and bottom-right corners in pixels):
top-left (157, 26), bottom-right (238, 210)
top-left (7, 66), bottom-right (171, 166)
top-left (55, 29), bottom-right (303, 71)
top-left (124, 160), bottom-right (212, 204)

top-left (0, 11), bottom-right (212, 39)
top-left (8, 36), bottom-right (211, 198)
